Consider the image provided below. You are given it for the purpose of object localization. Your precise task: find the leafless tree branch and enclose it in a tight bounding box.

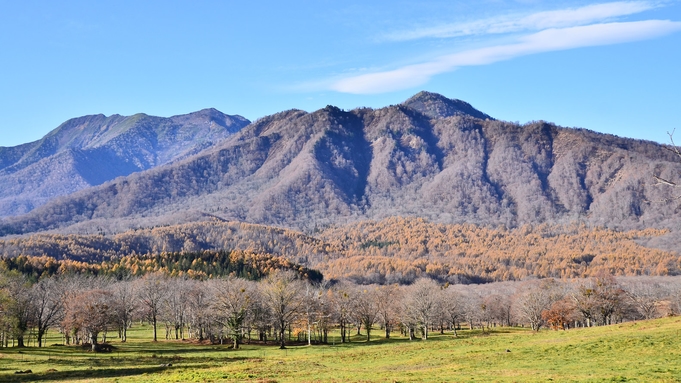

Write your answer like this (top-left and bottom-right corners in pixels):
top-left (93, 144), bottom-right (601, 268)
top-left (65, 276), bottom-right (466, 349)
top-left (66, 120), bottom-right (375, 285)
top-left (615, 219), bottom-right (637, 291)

top-left (650, 129), bottom-right (681, 202)
top-left (668, 129), bottom-right (681, 160)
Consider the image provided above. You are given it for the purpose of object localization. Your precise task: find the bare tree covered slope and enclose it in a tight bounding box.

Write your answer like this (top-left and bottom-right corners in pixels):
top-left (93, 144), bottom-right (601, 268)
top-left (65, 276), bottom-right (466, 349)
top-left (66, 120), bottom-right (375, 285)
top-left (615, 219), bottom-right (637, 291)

top-left (1, 91), bottom-right (679, 236)
top-left (0, 109), bottom-right (250, 217)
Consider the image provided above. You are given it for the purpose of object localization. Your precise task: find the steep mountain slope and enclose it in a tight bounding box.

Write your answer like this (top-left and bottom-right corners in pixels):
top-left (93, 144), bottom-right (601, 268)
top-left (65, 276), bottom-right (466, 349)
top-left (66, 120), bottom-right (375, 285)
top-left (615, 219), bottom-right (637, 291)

top-left (0, 109), bottom-right (249, 217)
top-left (1, 91), bottom-right (679, 236)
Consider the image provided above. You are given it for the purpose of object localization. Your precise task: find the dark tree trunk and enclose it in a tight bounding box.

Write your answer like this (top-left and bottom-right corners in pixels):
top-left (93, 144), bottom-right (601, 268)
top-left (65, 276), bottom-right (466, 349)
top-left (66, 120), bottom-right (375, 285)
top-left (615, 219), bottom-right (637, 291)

top-left (340, 321), bottom-right (346, 343)
top-left (279, 322), bottom-right (286, 349)
top-left (90, 332), bottom-right (98, 352)
top-left (152, 314), bottom-right (158, 342)
top-left (37, 329), bottom-right (46, 347)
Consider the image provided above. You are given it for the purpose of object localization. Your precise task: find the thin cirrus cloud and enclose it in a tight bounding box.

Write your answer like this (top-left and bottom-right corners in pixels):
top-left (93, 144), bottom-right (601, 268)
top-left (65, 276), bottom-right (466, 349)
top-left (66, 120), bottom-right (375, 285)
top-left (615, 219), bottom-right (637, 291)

top-left (330, 19), bottom-right (681, 94)
top-left (325, 1), bottom-right (681, 95)
top-left (381, 1), bottom-right (660, 41)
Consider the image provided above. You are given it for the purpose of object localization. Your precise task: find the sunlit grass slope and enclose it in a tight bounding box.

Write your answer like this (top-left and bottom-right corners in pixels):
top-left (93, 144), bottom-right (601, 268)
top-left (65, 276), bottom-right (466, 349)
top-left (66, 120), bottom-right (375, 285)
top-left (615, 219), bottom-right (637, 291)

top-left (0, 317), bottom-right (680, 382)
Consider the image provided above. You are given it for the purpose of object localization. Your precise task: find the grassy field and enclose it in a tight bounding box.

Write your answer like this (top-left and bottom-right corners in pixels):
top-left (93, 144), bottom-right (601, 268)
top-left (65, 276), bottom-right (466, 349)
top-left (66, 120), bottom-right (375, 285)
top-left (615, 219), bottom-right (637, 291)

top-left (0, 317), bottom-right (680, 382)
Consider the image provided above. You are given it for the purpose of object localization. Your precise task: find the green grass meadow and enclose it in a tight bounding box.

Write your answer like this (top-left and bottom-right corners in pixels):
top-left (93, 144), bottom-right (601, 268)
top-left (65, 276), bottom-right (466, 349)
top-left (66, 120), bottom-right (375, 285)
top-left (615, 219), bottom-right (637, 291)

top-left (1, 317), bottom-right (680, 382)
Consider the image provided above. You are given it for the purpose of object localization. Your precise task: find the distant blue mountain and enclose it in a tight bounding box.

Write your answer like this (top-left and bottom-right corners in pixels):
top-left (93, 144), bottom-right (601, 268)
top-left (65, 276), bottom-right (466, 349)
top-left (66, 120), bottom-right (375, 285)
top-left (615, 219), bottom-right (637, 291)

top-left (0, 109), bottom-right (249, 217)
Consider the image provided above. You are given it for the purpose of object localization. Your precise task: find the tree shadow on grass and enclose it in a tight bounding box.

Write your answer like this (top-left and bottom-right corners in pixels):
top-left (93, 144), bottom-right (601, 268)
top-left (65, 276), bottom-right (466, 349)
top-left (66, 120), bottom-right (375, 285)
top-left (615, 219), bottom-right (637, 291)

top-left (111, 342), bottom-right (238, 354)
top-left (37, 356), bottom-right (180, 368)
top-left (0, 366), bottom-right (169, 383)
top-left (5, 343), bottom-right (239, 359)
top-left (338, 333), bottom-right (462, 347)
top-left (333, 329), bottom-right (519, 347)
top-left (0, 357), bottom-right (249, 383)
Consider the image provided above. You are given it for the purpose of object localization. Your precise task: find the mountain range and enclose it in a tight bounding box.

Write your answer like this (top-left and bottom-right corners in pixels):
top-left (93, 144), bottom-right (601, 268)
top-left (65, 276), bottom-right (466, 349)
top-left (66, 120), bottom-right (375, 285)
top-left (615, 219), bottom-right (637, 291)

top-left (0, 109), bottom-right (249, 217)
top-left (1, 91), bottom-right (680, 239)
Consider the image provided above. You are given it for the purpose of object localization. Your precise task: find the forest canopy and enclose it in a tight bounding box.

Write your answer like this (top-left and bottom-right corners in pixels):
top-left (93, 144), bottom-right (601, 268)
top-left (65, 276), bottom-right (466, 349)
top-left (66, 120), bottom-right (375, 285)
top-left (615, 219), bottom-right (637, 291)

top-left (0, 218), bottom-right (677, 285)
top-left (0, 249), bottom-right (323, 283)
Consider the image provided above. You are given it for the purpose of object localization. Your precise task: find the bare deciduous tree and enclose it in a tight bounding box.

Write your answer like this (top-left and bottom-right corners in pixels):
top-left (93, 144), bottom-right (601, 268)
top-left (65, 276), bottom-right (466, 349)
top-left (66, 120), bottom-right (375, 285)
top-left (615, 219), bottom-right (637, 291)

top-left (111, 280), bottom-right (138, 342)
top-left (62, 289), bottom-right (115, 351)
top-left (31, 277), bottom-right (65, 347)
top-left (162, 278), bottom-right (191, 340)
top-left (314, 284), bottom-right (334, 344)
top-left (571, 280), bottom-right (598, 327)
top-left (375, 284), bottom-right (401, 339)
top-left (187, 280), bottom-right (213, 341)
top-left (441, 284), bottom-right (466, 336)
top-left (623, 281), bottom-right (664, 320)
top-left (590, 275), bottom-right (628, 325)
top-left (4, 274), bottom-right (32, 347)
top-left (331, 282), bottom-right (355, 343)
top-left (260, 270), bottom-right (305, 349)
top-left (136, 273), bottom-right (169, 342)
top-left (213, 277), bottom-right (253, 349)
top-left (484, 293), bottom-right (513, 327)
top-left (353, 286), bottom-right (380, 342)
top-left (404, 278), bottom-right (440, 340)
top-left (514, 280), bottom-right (559, 331)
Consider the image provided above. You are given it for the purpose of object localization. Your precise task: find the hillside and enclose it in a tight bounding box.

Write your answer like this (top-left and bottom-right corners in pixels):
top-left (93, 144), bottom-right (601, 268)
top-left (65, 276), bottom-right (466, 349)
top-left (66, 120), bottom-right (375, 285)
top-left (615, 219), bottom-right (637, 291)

top-left (316, 217), bottom-right (678, 283)
top-left (0, 220), bottom-right (329, 263)
top-left (1, 218), bottom-right (677, 283)
top-left (0, 109), bottom-right (249, 217)
top-left (1, 91), bottom-right (680, 236)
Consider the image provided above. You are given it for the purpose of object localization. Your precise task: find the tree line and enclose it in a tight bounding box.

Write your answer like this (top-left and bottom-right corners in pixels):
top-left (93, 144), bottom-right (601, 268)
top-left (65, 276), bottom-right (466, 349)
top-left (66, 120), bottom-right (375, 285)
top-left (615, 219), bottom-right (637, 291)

top-left (0, 267), bottom-right (679, 352)
top-left (0, 250), bottom-right (322, 283)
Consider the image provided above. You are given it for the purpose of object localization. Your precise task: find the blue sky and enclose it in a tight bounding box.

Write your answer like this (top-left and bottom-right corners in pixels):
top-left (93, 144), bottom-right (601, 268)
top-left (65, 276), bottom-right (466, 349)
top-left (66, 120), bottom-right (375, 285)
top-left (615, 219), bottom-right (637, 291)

top-left (1, 0), bottom-right (680, 146)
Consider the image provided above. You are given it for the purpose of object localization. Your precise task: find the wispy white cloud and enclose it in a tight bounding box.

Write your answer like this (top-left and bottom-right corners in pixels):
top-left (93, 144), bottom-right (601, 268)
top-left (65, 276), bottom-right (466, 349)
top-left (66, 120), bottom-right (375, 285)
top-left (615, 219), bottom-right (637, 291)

top-left (382, 1), bottom-right (659, 41)
top-left (331, 20), bottom-right (681, 94)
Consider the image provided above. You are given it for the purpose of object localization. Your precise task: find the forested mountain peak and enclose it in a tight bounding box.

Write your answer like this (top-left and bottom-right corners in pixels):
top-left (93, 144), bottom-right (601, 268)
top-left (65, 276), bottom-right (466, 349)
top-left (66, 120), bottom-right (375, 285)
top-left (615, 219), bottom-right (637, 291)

top-left (402, 91), bottom-right (493, 120)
